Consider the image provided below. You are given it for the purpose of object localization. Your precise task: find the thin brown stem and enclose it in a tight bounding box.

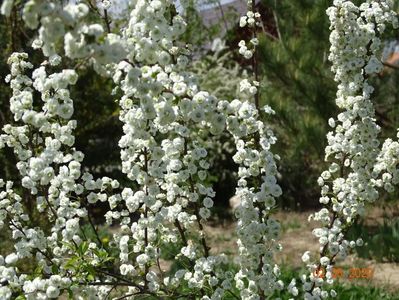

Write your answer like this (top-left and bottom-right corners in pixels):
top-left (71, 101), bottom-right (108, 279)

top-left (143, 147), bottom-right (149, 289)
top-left (95, 268), bottom-right (140, 288)
top-left (87, 204), bottom-right (104, 248)
top-left (43, 196), bottom-right (57, 219)
top-left (84, 0), bottom-right (111, 33)
top-left (272, 9), bottom-right (282, 42)
top-left (382, 61), bottom-right (399, 70)
top-left (9, 219), bottom-right (54, 264)
top-left (251, 0), bottom-right (260, 111)
top-left (217, 0), bottom-right (229, 33)
top-left (174, 220), bottom-right (188, 246)
top-left (183, 137), bottom-right (211, 258)
top-left (103, 9), bottom-right (111, 33)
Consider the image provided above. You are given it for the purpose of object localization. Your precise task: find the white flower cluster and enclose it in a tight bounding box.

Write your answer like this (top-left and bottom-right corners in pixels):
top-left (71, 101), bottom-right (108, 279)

top-left (302, 1), bottom-right (398, 299)
top-left (0, 0), bottom-right (13, 16)
top-left (238, 10), bottom-right (261, 59)
top-left (0, 51), bottom-right (124, 299)
top-left (14, 0), bottom-right (127, 74)
top-left (237, 1), bottom-right (261, 101)
top-left (108, 0), bottom-right (239, 298)
top-left (3, 0), bottom-right (379, 298)
top-left (224, 100), bottom-right (283, 299)
top-left (1, 0), bottom-right (249, 298)
top-left (230, 0), bottom-right (285, 298)
top-left (373, 130), bottom-right (399, 193)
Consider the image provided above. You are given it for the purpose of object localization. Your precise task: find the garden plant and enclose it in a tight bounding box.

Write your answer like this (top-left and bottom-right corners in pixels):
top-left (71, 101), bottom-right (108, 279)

top-left (0, 0), bottom-right (399, 299)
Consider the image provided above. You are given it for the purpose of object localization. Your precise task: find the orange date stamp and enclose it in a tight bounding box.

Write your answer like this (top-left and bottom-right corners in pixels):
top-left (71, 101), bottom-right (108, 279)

top-left (313, 267), bottom-right (374, 280)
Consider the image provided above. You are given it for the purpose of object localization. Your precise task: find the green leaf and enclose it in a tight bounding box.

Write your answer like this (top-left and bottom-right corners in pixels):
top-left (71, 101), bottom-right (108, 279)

top-left (68, 288), bottom-right (74, 299)
top-left (51, 264), bottom-right (59, 274)
top-left (65, 256), bottom-right (79, 271)
top-left (78, 241), bottom-right (89, 255)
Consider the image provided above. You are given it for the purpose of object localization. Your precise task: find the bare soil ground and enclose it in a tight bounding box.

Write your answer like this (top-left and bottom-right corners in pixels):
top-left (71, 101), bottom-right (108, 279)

top-left (202, 206), bottom-right (399, 291)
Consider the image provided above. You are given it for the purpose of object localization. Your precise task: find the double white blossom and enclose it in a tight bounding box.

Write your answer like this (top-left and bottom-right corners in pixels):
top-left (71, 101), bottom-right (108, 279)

top-left (229, 1), bottom-right (284, 298)
top-left (302, 1), bottom-right (398, 299)
top-left (3, 0), bottom-right (396, 299)
top-left (0, 51), bottom-right (123, 299)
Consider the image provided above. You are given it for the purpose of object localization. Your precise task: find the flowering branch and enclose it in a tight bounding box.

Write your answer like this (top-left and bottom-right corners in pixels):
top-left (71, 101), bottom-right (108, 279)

top-left (2, 0), bottom-right (397, 299)
top-left (301, 1), bottom-right (399, 298)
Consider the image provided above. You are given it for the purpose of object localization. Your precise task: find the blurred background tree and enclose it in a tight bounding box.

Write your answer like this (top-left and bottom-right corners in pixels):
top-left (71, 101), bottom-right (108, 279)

top-left (253, 0), bottom-right (399, 209)
top-left (253, 0), bottom-right (337, 209)
top-left (189, 0), bottom-right (399, 210)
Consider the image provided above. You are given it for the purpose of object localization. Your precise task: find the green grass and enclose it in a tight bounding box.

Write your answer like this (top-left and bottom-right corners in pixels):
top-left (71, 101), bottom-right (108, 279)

top-left (347, 217), bottom-right (399, 263)
top-left (281, 218), bottom-right (302, 233)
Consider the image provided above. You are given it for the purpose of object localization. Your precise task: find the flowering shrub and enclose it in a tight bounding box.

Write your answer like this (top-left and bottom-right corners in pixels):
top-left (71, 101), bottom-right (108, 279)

top-left (300, 0), bottom-right (399, 299)
top-left (0, 0), bottom-right (398, 299)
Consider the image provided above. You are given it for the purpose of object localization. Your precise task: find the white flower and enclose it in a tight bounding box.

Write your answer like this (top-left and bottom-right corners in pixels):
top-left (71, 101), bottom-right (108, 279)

top-left (46, 286), bottom-right (60, 298)
top-left (320, 256), bottom-right (330, 266)
top-left (239, 16), bottom-right (247, 27)
top-left (330, 289), bottom-right (337, 297)
top-left (136, 254), bottom-right (149, 266)
top-left (120, 264), bottom-right (136, 276)
top-left (5, 253), bottom-right (18, 265)
top-left (0, 0), bottom-right (14, 17)
top-left (301, 251), bottom-right (310, 263)
top-left (203, 197), bottom-right (213, 208)
top-left (101, 0), bottom-right (111, 10)
top-left (0, 287), bottom-right (12, 299)
top-left (288, 279), bottom-right (298, 296)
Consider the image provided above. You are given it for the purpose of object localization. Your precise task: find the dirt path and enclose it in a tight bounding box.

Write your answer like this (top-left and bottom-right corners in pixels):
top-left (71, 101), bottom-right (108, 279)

top-left (203, 208), bottom-right (399, 291)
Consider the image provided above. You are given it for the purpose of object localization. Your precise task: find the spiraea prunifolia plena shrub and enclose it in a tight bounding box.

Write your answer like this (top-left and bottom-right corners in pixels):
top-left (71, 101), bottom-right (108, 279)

top-left (0, 0), bottom-right (398, 299)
